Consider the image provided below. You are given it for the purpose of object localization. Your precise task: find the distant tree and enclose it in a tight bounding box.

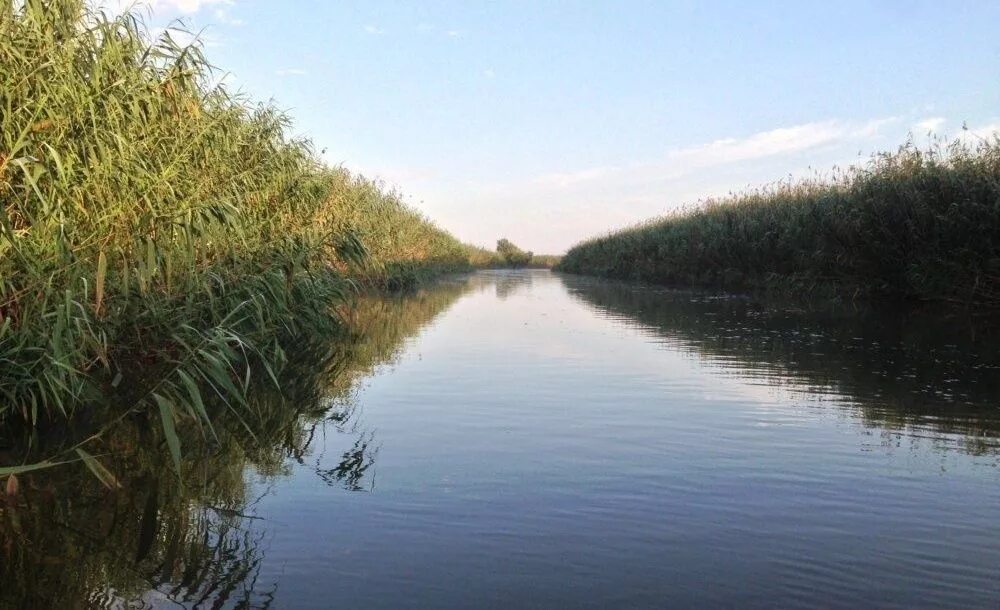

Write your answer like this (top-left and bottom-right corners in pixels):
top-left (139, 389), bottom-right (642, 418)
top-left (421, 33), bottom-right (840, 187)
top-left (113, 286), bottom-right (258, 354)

top-left (496, 238), bottom-right (533, 267)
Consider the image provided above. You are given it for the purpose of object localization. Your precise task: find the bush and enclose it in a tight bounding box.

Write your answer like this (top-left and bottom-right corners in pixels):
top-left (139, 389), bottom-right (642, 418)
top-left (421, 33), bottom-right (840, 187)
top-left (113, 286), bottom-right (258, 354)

top-left (497, 238), bottom-right (533, 267)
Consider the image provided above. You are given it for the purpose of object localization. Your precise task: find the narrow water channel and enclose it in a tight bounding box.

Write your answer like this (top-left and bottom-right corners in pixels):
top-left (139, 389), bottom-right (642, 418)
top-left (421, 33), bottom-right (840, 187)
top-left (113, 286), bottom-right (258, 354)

top-left (4, 270), bottom-right (999, 608)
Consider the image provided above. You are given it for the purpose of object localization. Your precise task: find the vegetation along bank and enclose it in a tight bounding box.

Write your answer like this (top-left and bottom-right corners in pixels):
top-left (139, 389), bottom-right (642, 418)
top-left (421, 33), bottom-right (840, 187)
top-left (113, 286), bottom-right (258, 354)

top-left (0, 1), bottom-right (496, 477)
top-left (558, 137), bottom-right (1000, 307)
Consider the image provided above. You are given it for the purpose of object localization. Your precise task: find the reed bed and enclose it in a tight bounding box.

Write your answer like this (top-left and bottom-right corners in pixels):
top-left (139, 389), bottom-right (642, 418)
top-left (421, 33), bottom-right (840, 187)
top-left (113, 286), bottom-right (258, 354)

top-left (525, 254), bottom-right (562, 269)
top-left (558, 138), bottom-right (1000, 306)
top-left (0, 0), bottom-right (479, 477)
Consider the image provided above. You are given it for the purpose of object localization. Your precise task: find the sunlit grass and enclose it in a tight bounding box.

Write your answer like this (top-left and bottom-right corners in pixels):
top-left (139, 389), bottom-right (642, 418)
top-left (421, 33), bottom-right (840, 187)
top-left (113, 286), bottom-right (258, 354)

top-left (0, 0), bottom-right (481, 477)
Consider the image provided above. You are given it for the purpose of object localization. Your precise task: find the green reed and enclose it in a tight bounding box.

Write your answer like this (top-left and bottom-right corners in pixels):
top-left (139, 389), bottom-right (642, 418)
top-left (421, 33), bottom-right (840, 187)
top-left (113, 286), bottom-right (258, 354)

top-left (0, 0), bottom-right (479, 477)
top-left (558, 137), bottom-right (1000, 306)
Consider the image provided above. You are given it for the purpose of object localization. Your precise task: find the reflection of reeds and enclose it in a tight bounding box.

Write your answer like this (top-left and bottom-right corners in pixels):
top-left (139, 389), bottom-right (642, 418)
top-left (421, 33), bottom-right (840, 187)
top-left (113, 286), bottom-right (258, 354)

top-left (562, 275), bottom-right (1000, 455)
top-left (559, 139), bottom-right (1000, 307)
top-left (0, 1), bottom-right (481, 478)
top-left (493, 270), bottom-right (535, 300)
top-left (0, 277), bottom-right (475, 608)
top-left (130, 506), bottom-right (277, 609)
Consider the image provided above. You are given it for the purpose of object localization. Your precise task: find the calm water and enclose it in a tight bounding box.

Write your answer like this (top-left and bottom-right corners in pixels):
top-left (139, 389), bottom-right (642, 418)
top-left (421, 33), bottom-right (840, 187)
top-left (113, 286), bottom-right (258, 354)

top-left (3, 270), bottom-right (1000, 608)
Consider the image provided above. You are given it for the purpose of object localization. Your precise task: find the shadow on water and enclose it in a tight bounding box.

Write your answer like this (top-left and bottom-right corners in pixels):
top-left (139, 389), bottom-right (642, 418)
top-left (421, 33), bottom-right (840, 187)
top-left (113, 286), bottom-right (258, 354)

top-left (558, 273), bottom-right (1000, 456)
top-left (0, 277), bottom-right (476, 609)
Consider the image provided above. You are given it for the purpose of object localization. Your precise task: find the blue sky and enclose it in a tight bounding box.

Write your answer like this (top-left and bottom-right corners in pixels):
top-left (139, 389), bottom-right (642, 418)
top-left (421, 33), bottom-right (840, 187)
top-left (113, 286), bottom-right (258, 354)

top-left (121, 1), bottom-right (999, 253)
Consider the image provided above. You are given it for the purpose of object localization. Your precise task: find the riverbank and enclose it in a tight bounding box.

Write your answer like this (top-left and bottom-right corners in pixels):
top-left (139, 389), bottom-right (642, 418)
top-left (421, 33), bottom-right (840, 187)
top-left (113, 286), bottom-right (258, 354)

top-left (557, 138), bottom-right (1000, 307)
top-left (0, 2), bottom-right (491, 477)
top-left (7, 270), bottom-right (997, 608)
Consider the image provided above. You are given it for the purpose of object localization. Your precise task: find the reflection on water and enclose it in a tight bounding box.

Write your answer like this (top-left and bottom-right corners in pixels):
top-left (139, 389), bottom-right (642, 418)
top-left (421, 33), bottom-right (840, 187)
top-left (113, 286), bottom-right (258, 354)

top-left (315, 431), bottom-right (379, 491)
top-left (0, 280), bottom-right (474, 609)
top-left (2, 270), bottom-right (999, 609)
top-left (494, 271), bottom-right (534, 300)
top-left (560, 275), bottom-right (1000, 456)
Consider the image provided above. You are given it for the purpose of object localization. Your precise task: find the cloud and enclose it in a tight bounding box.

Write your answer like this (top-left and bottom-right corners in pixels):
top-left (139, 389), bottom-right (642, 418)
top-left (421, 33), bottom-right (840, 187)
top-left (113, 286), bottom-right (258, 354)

top-left (669, 117), bottom-right (897, 167)
top-left (534, 117), bottom-right (901, 190)
top-left (276, 68), bottom-right (307, 76)
top-left (915, 116), bottom-right (946, 133)
top-left (446, 30), bottom-right (463, 38)
top-left (483, 69), bottom-right (495, 78)
top-left (364, 25), bottom-right (385, 35)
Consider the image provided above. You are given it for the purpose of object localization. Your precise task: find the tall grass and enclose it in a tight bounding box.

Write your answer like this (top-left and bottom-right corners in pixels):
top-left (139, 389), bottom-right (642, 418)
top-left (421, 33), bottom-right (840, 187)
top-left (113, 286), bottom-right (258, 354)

top-left (0, 0), bottom-right (478, 475)
top-left (319, 170), bottom-right (480, 287)
top-left (558, 138), bottom-right (1000, 306)
top-left (525, 253), bottom-right (562, 269)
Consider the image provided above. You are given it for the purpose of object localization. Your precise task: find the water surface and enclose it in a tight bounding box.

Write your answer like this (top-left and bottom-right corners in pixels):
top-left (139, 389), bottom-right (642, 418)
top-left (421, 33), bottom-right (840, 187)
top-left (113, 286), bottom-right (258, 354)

top-left (3, 270), bottom-right (999, 608)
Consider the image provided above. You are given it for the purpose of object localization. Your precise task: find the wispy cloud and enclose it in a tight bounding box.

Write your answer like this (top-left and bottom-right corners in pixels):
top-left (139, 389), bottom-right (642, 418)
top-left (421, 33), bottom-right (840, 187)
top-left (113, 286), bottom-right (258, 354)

top-left (534, 117), bottom-right (901, 190)
top-left (483, 68), bottom-right (495, 78)
top-left (446, 29), bottom-right (463, 38)
top-left (364, 25), bottom-right (385, 35)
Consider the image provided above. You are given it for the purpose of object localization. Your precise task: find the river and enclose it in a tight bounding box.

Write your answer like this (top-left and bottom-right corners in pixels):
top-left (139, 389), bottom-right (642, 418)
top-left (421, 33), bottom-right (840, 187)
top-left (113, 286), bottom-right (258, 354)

top-left (3, 269), bottom-right (999, 608)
